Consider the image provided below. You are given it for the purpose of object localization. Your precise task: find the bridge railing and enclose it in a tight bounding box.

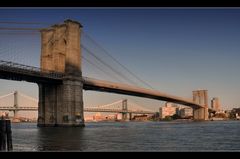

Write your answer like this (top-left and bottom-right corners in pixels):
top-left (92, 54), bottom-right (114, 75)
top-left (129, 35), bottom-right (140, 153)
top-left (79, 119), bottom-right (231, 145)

top-left (0, 60), bottom-right (64, 79)
top-left (0, 106), bottom-right (155, 114)
top-left (0, 107), bottom-right (38, 110)
top-left (84, 107), bottom-right (155, 114)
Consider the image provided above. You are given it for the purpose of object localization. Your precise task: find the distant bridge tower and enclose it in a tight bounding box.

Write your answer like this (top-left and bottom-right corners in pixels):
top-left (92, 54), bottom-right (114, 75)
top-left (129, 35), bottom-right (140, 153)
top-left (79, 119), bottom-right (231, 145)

top-left (38, 19), bottom-right (84, 127)
top-left (211, 97), bottom-right (220, 112)
top-left (192, 90), bottom-right (208, 120)
top-left (122, 99), bottom-right (128, 121)
top-left (13, 91), bottom-right (18, 118)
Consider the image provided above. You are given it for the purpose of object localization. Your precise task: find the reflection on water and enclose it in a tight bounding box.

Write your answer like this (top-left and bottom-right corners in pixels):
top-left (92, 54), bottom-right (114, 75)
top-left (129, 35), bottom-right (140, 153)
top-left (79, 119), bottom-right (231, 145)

top-left (11, 121), bottom-right (240, 151)
top-left (36, 127), bottom-right (86, 151)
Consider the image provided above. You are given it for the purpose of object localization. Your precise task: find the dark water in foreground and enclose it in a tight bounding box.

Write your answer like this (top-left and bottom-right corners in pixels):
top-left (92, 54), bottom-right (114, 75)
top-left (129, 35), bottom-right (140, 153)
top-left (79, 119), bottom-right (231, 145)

top-left (11, 121), bottom-right (240, 151)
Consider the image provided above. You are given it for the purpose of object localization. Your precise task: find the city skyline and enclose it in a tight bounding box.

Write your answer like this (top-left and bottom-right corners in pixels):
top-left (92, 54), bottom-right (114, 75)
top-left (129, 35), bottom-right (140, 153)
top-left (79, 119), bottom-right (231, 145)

top-left (0, 8), bottom-right (240, 110)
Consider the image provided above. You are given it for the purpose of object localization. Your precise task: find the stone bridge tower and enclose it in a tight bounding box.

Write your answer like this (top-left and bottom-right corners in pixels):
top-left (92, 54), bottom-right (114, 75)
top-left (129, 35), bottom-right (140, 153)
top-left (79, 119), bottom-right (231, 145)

top-left (122, 99), bottom-right (128, 121)
top-left (192, 90), bottom-right (209, 120)
top-left (38, 19), bottom-right (84, 127)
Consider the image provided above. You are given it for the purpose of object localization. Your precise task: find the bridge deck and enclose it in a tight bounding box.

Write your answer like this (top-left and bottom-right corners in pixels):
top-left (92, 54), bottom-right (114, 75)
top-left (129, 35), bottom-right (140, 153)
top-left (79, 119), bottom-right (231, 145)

top-left (0, 60), bottom-right (63, 83)
top-left (83, 77), bottom-right (203, 109)
top-left (0, 107), bottom-right (154, 114)
top-left (0, 107), bottom-right (38, 111)
top-left (0, 60), bottom-right (204, 109)
top-left (84, 108), bottom-right (154, 114)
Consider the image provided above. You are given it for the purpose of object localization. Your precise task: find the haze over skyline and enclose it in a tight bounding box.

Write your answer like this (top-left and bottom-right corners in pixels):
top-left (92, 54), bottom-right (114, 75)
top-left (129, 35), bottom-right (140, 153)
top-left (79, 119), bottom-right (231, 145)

top-left (0, 8), bottom-right (240, 111)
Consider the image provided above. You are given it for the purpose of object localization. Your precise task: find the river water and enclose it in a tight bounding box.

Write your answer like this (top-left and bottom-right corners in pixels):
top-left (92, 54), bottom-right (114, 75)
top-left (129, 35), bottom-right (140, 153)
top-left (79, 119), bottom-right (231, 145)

top-left (11, 121), bottom-right (240, 151)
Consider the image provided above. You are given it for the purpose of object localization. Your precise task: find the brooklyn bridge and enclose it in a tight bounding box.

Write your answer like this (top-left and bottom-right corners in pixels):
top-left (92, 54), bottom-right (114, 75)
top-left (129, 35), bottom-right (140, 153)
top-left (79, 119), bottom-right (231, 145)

top-left (0, 19), bottom-right (210, 127)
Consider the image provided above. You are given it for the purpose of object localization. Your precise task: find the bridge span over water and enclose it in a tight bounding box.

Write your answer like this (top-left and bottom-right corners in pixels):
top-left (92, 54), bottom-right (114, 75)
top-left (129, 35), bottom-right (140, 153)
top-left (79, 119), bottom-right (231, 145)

top-left (0, 19), bottom-right (209, 127)
top-left (0, 92), bottom-right (154, 121)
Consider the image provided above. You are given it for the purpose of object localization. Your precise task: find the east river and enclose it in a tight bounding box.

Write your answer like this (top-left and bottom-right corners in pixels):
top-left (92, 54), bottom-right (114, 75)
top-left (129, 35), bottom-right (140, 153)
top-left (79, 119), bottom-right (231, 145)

top-left (11, 120), bottom-right (240, 151)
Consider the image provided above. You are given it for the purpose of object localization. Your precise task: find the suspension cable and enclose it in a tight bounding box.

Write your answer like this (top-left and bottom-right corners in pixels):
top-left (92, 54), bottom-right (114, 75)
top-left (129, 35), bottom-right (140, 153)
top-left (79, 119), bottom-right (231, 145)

top-left (19, 92), bottom-right (38, 102)
top-left (128, 101), bottom-right (153, 112)
top-left (0, 92), bottom-right (14, 99)
top-left (0, 21), bottom-right (50, 25)
top-left (90, 99), bottom-right (123, 108)
top-left (82, 55), bottom-right (123, 83)
top-left (82, 31), bottom-right (155, 90)
top-left (0, 27), bottom-right (41, 31)
top-left (82, 45), bottom-right (138, 86)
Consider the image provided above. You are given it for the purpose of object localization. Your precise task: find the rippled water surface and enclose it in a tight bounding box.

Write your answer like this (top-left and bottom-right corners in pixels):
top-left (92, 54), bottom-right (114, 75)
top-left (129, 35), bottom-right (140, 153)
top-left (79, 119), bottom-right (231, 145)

top-left (11, 121), bottom-right (240, 151)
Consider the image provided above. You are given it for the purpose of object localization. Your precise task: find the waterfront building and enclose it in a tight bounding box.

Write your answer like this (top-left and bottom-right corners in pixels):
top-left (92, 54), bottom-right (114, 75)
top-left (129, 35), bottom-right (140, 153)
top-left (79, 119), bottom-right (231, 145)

top-left (132, 114), bottom-right (148, 121)
top-left (179, 107), bottom-right (193, 118)
top-left (93, 113), bottom-right (106, 121)
top-left (159, 102), bottom-right (176, 119)
top-left (91, 113), bottom-right (118, 121)
top-left (84, 116), bottom-right (94, 122)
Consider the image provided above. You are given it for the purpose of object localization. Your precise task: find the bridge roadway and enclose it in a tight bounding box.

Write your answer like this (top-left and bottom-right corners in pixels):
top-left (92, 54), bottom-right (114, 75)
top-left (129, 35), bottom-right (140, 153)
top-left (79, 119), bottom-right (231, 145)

top-left (0, 60), bottom-right (63, 83)
top-left (83, 108), bottom-right (154, 114)
top-left (0, 60), bottom-right (203, 110)
top-left (0, 106), bottom-right (154, 114)
top-left (0, 106), bottom-right (38, 111)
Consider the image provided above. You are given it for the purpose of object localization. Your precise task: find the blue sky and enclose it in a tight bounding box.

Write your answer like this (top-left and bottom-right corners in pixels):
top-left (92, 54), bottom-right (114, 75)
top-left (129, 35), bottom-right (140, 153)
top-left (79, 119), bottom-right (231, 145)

top-left (0, 8), bottom-right (240, 111)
